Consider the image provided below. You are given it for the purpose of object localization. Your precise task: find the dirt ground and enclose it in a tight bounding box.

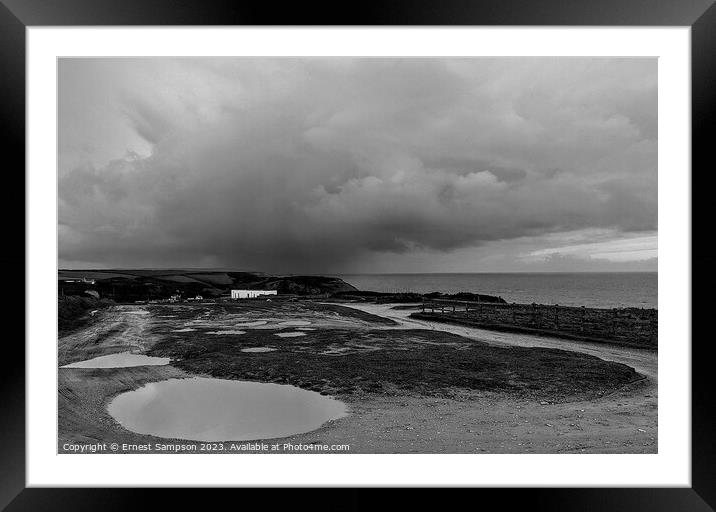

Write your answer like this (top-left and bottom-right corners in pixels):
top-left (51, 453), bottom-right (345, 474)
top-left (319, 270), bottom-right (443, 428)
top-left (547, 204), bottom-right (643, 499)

top-left (58, 301), bottom-right (656, 454)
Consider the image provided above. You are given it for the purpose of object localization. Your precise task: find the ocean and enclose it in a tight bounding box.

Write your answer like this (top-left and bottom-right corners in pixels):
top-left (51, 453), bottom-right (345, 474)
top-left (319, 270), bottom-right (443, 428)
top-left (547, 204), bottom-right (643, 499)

top-left (336, 272), bottom-right (657, 309)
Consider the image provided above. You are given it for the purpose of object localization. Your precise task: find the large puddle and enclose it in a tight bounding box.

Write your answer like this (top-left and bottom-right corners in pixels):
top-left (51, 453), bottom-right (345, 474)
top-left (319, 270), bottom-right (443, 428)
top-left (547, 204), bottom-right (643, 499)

top-left (107, 377), bottom-right (348, 442)
top-left (61, 352), bottom-right (170, 368)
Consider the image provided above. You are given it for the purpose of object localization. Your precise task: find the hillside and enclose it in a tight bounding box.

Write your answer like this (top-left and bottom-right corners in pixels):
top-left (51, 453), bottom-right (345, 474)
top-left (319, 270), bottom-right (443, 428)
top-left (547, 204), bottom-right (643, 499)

top-left (58, 269), bottom-right (358, 302)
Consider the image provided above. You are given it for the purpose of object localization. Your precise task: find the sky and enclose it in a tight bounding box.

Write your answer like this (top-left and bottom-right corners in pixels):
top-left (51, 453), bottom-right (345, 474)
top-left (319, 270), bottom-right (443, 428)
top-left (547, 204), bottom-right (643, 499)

top-left (58, 58), bottom-right (657, 273)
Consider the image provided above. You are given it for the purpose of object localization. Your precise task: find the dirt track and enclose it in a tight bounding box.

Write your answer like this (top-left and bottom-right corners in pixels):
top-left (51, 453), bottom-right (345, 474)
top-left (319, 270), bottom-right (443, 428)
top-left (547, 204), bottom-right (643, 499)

top-left (58, 306), bottom-right (155, 366)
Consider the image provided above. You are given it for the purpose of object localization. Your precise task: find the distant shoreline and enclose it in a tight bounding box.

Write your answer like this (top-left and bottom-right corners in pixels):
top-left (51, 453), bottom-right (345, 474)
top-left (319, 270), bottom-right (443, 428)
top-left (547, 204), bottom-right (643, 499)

top-left (57, 268), bottom-right (657, 310)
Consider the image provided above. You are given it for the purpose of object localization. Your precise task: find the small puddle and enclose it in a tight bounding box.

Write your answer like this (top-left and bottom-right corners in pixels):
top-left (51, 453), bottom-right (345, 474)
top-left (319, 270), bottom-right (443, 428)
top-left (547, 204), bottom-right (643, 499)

top-left (61, 352), bottom-right (170, 368)
top-left (275, 332), bottom-right (306, 338)
top-left (173, 328), bottom-right (196, 332)
top-left (206, 330), bottom-right (246, 335)
top-left (241, 347), bottom-right (276, 353)
top-left (108, 377), bottom-right (347, 442)
top-left (278, 320), bottom-right (311, 327)
top-left (322, 348), bottom-right (352, 355)
top-left (234, 321), bottom-right (268, 327)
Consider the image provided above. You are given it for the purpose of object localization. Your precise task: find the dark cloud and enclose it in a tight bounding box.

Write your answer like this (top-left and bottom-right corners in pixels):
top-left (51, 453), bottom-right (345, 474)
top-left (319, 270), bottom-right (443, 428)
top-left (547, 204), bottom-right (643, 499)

top-left (58, 58), bottom-right (657, 272)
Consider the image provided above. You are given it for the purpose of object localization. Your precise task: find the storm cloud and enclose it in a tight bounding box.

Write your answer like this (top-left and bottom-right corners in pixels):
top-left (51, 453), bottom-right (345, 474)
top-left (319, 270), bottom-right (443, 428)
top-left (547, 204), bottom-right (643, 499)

top-left (58, 58), bottom-right (657, 272)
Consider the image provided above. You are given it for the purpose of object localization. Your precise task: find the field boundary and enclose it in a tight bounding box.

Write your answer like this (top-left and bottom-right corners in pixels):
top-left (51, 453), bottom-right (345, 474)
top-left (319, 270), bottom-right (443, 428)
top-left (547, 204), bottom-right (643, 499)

top-left (410, 311), bottom-right (658, 350)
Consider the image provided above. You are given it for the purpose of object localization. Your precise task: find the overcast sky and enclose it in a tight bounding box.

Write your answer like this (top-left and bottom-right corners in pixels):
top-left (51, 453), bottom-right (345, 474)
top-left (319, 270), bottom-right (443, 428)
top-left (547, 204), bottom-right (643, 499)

top-left (58, 58), bottom-right (657, 273)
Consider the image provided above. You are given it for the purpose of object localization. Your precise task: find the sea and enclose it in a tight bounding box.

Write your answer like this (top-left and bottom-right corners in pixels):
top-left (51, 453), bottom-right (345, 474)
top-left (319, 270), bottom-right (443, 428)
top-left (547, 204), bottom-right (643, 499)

top-left (336, 272), bottom-right (657, 309)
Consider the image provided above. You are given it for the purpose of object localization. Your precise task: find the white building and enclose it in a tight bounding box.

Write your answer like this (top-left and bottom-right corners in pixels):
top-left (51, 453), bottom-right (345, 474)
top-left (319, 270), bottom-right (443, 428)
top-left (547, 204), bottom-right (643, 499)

top-left (231, 289), bottom-right (278, 299)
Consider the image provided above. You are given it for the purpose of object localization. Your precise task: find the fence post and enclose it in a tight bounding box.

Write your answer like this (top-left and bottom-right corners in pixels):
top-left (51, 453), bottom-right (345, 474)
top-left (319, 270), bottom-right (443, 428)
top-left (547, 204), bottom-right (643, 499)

top-left (612, 309), bottom-right (617, 336)
top-left (531, 303), bottom-right (536, 326)
top-left (555, 304), bottom-right (559, 329)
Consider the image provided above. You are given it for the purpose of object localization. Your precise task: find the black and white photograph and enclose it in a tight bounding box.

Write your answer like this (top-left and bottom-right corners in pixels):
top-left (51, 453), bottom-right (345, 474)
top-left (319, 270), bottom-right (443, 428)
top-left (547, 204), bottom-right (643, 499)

top-left (57, 57), bottom-right (658, 455)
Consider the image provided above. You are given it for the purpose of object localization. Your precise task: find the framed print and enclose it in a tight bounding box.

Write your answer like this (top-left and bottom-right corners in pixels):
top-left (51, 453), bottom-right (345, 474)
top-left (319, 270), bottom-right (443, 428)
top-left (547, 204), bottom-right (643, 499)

top-left (3, 0), bottom-right (714, 508)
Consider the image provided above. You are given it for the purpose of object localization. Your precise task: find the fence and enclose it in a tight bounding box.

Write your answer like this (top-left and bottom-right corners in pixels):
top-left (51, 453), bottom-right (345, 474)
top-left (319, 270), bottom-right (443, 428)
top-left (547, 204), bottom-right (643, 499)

top-left (414, 299), bottom-right (657, 348)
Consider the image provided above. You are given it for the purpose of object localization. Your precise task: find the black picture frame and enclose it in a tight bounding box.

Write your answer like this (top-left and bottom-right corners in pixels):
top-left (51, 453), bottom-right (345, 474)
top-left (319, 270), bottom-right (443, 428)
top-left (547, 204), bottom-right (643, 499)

top-left (2, 0), bottom-right (713, 509)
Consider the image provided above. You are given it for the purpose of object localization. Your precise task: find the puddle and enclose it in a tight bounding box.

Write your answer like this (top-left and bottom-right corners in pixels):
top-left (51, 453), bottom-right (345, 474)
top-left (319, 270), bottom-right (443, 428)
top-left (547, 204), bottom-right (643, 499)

top-left (298, 327), bottom-right (316, 331)
top-left (206, 330), bottom-right (246, 335)
top-left (173, 328), bottom-right (196, 332)
top-left (126, 311), bottom-right (150, 315)
top-left (61, 352), bottom-right (170, 368)
top-left (234, 321), bottom-right (268, 327)
top-left (413, 340), bottom-right (464, 347)
top-left (108, 377), bottom-right (347, 442)
top-left (275, 332), bottom-right (306, 338)
top-left (241, 347), bottom-right (276, 353)
top-left (278, 320), bottom-right (311, 327)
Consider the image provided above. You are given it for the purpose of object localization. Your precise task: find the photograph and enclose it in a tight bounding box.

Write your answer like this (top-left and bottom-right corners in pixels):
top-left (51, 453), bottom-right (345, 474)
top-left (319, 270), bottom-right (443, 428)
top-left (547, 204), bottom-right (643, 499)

top-left (57, 56), bottom-right (659, 455)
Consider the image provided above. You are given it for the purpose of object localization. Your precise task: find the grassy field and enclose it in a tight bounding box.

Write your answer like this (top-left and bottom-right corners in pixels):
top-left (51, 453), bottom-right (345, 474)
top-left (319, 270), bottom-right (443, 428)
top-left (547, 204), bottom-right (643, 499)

top-left (145, 302), bottom-right (640, 402)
